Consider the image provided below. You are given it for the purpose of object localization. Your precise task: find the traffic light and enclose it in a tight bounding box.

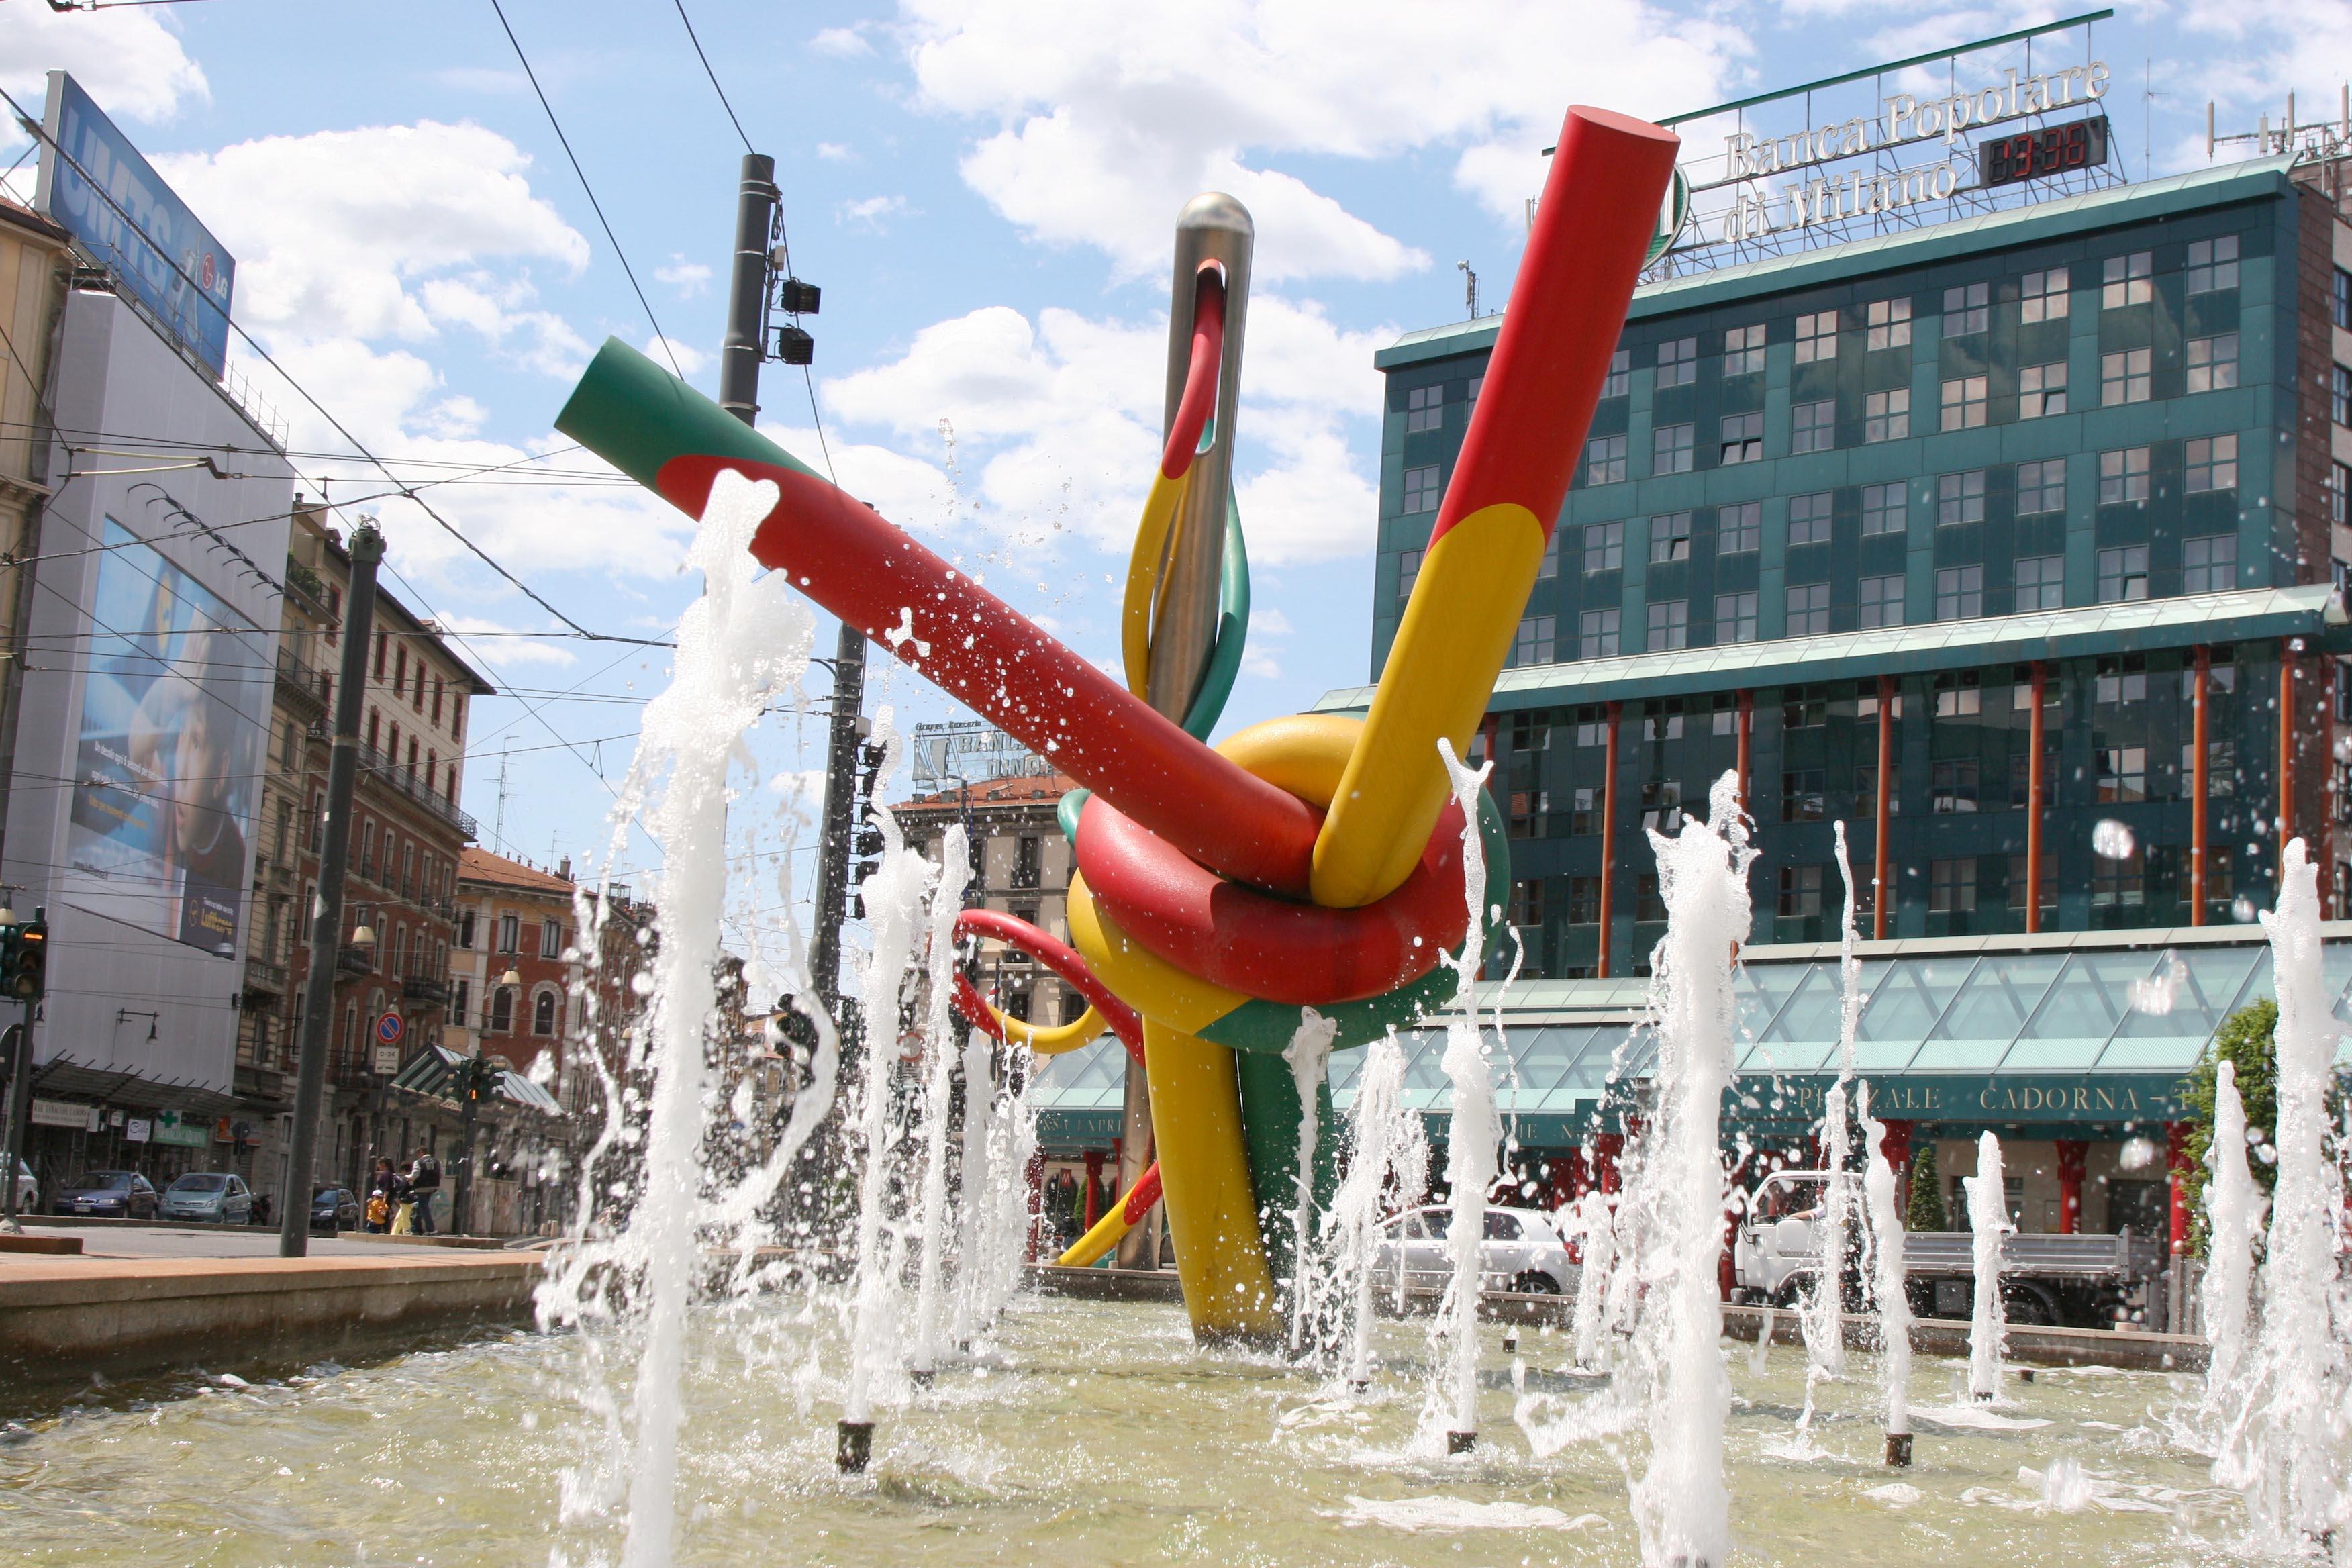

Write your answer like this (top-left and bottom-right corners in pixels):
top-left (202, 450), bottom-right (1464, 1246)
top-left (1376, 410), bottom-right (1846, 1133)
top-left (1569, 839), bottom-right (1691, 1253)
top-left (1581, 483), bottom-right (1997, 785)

top-left (846, 740), bottom-right (889, 919)
top-left (456, 1055), bottom-right (497, 1106)
top-left (1, 918), bottom-right (46, 1003)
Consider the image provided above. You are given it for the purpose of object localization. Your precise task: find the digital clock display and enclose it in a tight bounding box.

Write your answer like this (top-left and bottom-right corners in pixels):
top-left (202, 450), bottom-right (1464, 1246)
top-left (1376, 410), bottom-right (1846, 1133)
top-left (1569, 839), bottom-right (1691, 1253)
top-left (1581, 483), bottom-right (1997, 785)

top-left (1979, 115), bottom-right (2110, 187)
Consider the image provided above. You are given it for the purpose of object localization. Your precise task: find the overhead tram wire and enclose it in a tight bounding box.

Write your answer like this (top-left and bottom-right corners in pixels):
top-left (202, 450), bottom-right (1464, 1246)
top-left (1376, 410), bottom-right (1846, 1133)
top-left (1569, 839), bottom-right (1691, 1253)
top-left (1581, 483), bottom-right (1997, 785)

top-left (671, 0), bottom-right (752, 155)
top-left (0, 82), bottom-right (673, 650)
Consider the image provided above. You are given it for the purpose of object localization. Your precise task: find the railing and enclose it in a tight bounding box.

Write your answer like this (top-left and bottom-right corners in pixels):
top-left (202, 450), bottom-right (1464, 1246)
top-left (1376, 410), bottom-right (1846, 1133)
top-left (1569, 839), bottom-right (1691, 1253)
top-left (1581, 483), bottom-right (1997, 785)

top-left (275, 645), bottom-right (328, 710)
top-left (336, 945), bottom-right (375, 977)
top-left (402, 975), bottom-right (450, 1007)
top-left (354, 740), bottom-right (479, 839)
top-left (243, 956), bottom-right (287, 993)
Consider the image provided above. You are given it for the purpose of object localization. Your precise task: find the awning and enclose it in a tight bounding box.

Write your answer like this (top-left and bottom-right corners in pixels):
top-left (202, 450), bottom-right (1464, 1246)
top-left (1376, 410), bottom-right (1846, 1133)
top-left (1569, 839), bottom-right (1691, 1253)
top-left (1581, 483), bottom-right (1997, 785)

top-left (26, 1055), bottom-right (239, 1120)
top-left (388, 1043), bottom-right (565, 1116)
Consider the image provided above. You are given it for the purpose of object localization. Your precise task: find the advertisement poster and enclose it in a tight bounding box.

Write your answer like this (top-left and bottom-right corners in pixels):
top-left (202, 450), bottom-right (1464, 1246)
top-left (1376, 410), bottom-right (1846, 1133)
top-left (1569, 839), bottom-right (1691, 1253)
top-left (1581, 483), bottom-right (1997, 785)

top-left (66, 518), bottom-right (267, 954)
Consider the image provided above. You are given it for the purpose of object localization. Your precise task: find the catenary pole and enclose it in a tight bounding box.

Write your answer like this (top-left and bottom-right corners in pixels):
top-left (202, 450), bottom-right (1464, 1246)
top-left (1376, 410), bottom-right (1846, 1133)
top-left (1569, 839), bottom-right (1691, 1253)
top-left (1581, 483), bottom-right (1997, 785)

top-left (279, 520), bottom-right (386, 1255)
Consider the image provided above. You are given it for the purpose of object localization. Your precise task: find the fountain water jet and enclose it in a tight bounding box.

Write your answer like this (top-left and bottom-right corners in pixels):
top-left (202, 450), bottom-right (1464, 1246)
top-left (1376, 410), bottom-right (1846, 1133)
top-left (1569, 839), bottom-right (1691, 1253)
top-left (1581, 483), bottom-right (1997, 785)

top-left (1858, 1081), bottom-right (1913, 1466)
top-left (1963, 1132), bottom-right (2011, 1403)
top-left (908, 827), bottom-right (972, 1382)
top-left (1624, 770), bottom-right (1752, 1568)
top-left (1428, 740), bottom-right (1498, 1454)
top-left (1283, 1008), bottom-right (1337, 1355)
top-left (2196, 1057), bottom-right (2265, 1434)
top-left (1327, 1031), bottom-right (1422, 1391)
top-left (1801, 824), bottom-right (1865, 1375)
top-left (2214, 838), bottom-right (2349, 1551)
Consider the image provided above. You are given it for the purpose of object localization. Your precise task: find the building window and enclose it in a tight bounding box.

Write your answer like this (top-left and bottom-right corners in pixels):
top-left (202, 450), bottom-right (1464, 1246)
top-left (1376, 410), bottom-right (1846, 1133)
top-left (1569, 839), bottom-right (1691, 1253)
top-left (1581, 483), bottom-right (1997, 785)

top-left (1402, 464), bottom-right (1441, 513)
top-left (1585, 432), bottom-right (1628, 485)
top-left (1717, 501), bottom-right (1761, 554)
top-left (497, 913), bottom-right (520, 954)
top-left (534, 990), bottom-right (558, 1036)
top-left (2016, 554), bottom-right (2064, 611)
top-left (2019, 360), bottom-right (2067, 418)
top-left (1724, 324), bottom-right (1766, 375)
top-left (2096, 746), bottom-right (2147, 803)
top-left (1859, 483), bottom-right (1904, 536)
top-left (1634, 873), bottom-right (1667, 923)
top-left (2102, 348), bottom-right (2152, 405)
top-left (2017, 458), bottom-right (2066, 516)
top-left (1788, 491), bottom-right (1832, 545)
top-left (1567, 876), bottom-right (1601, 922)
top-left (1397, 547), bottom-right (1423, 604)
top-left (2020, 266), bottom-right (2069, 322)
top-left (457, 910), bottom-right (476, 950)
top-left (2102, 250), bottom-right (2153, 308)
top-left (1787, 582), bottom-right (1830, 636)
top-left (1715, 591), bottom-right (1758, 644)
top-left (1863, 388), bottom-right (1909, 442)
top-left (1930, 858), bottom-right (1977, 912)
top-left (1791, 399), bottom-right (1834, 452)
top-left (1777, 864), bottom-right (1825, 917)
top-left (2098, 447), bottom-right (2151, 505)
top-left (1780, 769), bottom-right (1825, 823)
top-left (2186, 434), bottom-right (2239, 493)
top-left (1511, 616), bottom-right (1556, 666)
top-left (1636, 785), bottom-right (1680, 837)
top-left (1583, 520), bottom-right (1624, 574)
top-left (2331, 462), bottom-right (2351, 527)
top-left (1013, 834), bottom-right (1042, 889)
top-left (1645, 709), bottom-right (1683, 742)
top-left (1650, 511), bottom-right (1693, 563)
top-left (451, 977), bottom-right (471, 1028)
top-left (1935, 564), bottom-right (1983, 620)
top-left (1647, 600), bottom-right (1688, 652)
top-left (2096, 656), bottom-right (2148, 704)
top-left (2184, 533), bottom-right (2237, 593)
top-left (1941, 376), bottom-right (1988, 430)
top-left (1783, 689), bottom-right (1828, 728)
top-left (2096, 545), bottom-right (2151, 603)
top-left (1569, 789), bottom-right (1598, 836)
top-left (2186, 332), bottom-right (2239, 393)
top-left (1931, 759), bottom-right (1979, 815)
top-left (2335, 268), bottom-right (2351, 330)
top-left (1865, 297), bottom-right (1912, 350)
top-left (1404, 383), bottom-right (1442, 432)
top-left (1719, 411), bottom-right (1763, 464)
top-left (1657, 336), bottom-right (1697, 387)
top-left (1578, 609), bottom-right (1620, 660)
top-left (1536, 532), bottom-right (1559, 581)
top-left (1603, 349), bottom-right (1630, 398)
top-left (2092, 848), bottom-right (2147, 909)
top-left (2333, 364), bottom-right (2350, 427)
top-left (1937, 470), bottom-right (1986, 526)
top-left (1795, 309), bottom-right (1837, 362)
top-left (2008, 854), bottom-right (2057, 912)
top-left (1859, 573), bottom-right (1904, 628)
top-left (489, 987), bottom-right (515, 1032)
top-left (1653, 422), bottom-right (1694, 474)
top-left (1934, 673), bottom-right (1981, 716)
top-left (2186, 234), bottom-right (2239, 295)
top-left (1943, 281), bottom-right (1989, 336)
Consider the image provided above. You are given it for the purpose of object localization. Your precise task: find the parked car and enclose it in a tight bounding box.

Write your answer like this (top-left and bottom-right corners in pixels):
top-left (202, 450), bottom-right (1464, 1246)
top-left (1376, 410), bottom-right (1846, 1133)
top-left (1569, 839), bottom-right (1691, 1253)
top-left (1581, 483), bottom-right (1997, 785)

top-left (310, 1187), bottom-right (360, 1232)
top-left (160, 1172), bottom-right (256, 1225)
top-left (9, 1156), bottom-right (32, 1214)
top-left (1371, 1204), bottom-right (1578, 1296)
top-left (51, 1169), bottom-right (159, 1220)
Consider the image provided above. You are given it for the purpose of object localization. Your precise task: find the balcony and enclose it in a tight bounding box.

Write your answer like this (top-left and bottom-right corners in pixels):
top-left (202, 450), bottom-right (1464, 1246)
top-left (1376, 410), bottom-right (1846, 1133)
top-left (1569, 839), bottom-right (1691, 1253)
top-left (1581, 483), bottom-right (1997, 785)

top-left (354, 740), bottom-right (479, 840)
top-left (275, 645), bottom-right (328, 717)
top-left (336, 944), bottom-right (375, 976)
top-left (243, 955), bottom-right (288, 993)
top-left (401, 975), bottom-right (451, 1008)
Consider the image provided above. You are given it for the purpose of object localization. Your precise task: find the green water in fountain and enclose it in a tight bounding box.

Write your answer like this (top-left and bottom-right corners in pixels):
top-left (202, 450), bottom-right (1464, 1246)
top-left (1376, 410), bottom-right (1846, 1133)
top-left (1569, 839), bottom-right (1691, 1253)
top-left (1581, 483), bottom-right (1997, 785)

top-left (0, 1298), bottom-right (2240, 1566)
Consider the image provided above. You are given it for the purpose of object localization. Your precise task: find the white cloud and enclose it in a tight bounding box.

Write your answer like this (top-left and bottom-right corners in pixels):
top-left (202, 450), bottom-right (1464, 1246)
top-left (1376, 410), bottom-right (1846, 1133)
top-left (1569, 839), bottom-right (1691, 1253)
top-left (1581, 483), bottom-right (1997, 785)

top-left (644, 334), bottom-right (711, 376)
top-left (820, 292), bottom-right (1387, 565)
top-left (2179, 0), bottom-right (2352, 131)
top-left (901, 0), bottom-right (1745, 275)
top-left (816, 141), bottom-right (855, 161)
top-left (811, 26), bottom-right (875, 57)
top-left (0, 5), bottom-right (207, 126)
top-left (838, 193), bottom-right (911, 232)
top-left (154, 121), bottom-right (591, 379)
top-left (655, 256), bottom-right (712, 297)
top-left (435, 616), bottom-right (579, 668)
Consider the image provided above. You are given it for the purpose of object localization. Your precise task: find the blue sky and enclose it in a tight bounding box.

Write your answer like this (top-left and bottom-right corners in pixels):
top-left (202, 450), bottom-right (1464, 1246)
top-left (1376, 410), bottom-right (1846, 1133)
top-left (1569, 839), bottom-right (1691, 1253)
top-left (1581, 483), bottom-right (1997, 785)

top-left (1, 0), bottom-right (2339, 959)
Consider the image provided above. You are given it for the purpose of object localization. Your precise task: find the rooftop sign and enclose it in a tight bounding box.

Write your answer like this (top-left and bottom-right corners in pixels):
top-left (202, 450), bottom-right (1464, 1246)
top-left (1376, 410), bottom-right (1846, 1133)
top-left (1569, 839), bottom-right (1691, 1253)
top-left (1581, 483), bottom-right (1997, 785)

top-left (34, 71), bottom-right (236, 378)
top-left (1630, 11), bottom-right (2125, 279)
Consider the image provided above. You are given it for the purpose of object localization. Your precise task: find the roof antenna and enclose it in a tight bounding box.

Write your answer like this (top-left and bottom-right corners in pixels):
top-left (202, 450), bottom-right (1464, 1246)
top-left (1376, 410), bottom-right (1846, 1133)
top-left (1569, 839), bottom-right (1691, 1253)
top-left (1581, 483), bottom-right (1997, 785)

top-left (1457, 260), bottom-right (1479, 320)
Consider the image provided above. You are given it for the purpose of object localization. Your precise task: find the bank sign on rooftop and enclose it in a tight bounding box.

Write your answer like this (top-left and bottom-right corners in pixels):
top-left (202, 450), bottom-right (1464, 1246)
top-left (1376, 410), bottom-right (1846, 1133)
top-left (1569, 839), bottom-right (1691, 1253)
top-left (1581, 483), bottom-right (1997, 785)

top-left (1636, 9), bottom-right (2126, 279)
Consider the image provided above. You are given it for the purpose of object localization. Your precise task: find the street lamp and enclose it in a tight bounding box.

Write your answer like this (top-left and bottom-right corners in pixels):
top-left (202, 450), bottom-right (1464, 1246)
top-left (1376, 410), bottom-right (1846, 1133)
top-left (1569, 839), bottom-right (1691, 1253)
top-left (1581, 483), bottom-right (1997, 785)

top-left (351, 922), bottom-right (377, 947)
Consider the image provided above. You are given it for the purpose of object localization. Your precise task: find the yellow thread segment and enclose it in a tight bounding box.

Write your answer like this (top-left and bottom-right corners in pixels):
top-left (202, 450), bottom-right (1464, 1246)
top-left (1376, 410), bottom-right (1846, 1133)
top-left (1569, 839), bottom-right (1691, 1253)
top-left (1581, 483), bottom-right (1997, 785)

top-left (1144, 1016), bottom-right (1280, 1342)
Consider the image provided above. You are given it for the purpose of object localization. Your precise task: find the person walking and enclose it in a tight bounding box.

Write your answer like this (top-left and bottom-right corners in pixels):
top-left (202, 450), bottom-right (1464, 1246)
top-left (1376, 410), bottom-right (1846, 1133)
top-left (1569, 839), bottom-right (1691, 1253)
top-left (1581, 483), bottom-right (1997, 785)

top-left (365, 1157), bottom-right (399, 1234)
top-left (407, 1145), bottom-right (442, 1235)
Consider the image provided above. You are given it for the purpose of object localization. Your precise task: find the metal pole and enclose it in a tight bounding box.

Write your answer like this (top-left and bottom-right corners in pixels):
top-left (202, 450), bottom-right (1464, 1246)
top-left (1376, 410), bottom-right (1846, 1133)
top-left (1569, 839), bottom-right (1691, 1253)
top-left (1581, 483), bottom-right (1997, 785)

top-left (1, 1016), bottom-right (28, 1232)
top-left (718, 152), bottom-right (776, 424)
top-left (279, 521), bottom-right (385, 1256)
top-left (808, 627), bottom-right (867, 1012)
top-left (1117, 195), bottom-right (1252, 1271)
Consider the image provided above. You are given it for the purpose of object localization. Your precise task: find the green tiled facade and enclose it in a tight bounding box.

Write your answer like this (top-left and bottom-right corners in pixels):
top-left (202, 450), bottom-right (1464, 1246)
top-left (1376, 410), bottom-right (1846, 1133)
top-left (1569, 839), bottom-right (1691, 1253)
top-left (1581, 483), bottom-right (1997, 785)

top-left (1362, 157), bottom-right (2352, 980)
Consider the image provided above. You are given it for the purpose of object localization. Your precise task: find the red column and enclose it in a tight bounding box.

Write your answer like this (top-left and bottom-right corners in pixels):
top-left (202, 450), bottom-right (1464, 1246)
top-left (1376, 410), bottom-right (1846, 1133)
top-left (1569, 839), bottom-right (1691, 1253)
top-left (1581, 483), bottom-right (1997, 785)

top-left (2026, 661), bottom-right (2047, 934)
top-left (1873, 675), bottom-right (1894, 940)
top-left (2192, 648), bottom-right (2210, 925)
top-left (1597, 701), bottom-right (1621, 979)
top-left (1591, 1132), bottom-right (1625, 1195)
top-left (1547, 1149), bottom-right (1586, 1209)
top-left (2165, 1122), bottom-right (2193, 1253)
top-left (1082, 1148), bottom-right (1105, 1230)
top-left (2055, 1138), bottom-right (2088, 1235)
top-left (1875, 1118), bottom-right (1914, 1181)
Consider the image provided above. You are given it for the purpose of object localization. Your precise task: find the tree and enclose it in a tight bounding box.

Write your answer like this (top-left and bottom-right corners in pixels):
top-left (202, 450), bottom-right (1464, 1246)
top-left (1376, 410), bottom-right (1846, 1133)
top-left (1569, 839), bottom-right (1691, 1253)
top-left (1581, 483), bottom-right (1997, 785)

top-left (1906, 1140), bottom-right (1947, 1233)
top-left (2182, 1000), bottom-right (2281, 1253)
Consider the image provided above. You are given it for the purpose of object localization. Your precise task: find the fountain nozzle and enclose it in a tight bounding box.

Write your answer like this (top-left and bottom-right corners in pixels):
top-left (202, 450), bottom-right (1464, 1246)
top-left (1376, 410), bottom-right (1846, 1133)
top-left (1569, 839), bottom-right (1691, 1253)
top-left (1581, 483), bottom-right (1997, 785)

top-left (1883, 1432), bottom-right (1913, 1467)
top-left (836, 1420), bottom-right (875, 1473)
top-left (1446, 1430), bottom-right (1477, 1455)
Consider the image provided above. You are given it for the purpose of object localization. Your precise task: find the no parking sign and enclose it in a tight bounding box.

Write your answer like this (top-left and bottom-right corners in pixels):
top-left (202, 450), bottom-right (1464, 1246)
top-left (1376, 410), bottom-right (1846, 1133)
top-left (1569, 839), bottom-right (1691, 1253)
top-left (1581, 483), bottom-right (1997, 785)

top-left (372, 1010), bottom-right (403, 1075)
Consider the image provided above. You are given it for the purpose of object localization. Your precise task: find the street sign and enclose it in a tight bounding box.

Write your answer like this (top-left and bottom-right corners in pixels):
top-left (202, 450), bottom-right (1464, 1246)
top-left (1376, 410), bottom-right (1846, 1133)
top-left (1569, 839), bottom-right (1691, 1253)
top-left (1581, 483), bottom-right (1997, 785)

top-left (375, 1011), bottom-right (405, 1045)
top-left (372, 1044), bottom-right (401, 1075)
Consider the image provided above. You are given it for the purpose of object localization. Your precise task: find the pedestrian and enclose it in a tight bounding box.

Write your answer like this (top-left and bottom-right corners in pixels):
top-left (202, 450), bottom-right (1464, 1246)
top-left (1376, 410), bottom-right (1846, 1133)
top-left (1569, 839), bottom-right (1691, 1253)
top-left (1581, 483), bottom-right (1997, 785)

top-left (365, 1157), bottom-right (399, 1234)
top-left (1048, 1168), bottom-right (1079, 1249)
top-left (407, 1145), bottom-right (442, 1235)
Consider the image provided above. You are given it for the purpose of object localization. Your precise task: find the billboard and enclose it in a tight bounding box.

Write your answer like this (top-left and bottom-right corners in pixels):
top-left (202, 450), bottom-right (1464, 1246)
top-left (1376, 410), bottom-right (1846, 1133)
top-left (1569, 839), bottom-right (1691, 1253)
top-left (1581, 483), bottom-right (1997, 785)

top-left (65, 519), bottom-right (268, 954)
top-left (34, 71), bottom-right (235, 378)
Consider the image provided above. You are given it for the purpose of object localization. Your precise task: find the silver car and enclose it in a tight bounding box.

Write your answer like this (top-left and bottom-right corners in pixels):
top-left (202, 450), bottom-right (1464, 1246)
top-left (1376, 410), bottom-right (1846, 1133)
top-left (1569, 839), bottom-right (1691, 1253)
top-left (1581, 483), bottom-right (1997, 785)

top-left (1373, 1204), bottom-right (1577, 1295)
top-left (160, 1171), bottom-right (255, 1224)
top-left (9, 1157), bottom-right (32, 1214)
